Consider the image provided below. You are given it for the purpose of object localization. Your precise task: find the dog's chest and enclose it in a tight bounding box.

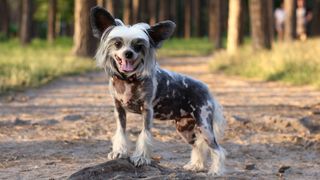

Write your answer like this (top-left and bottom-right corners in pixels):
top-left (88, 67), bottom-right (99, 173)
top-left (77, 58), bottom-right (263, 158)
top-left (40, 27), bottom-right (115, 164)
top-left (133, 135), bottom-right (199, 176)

top-left (111, 77), bottom-right (144, 113)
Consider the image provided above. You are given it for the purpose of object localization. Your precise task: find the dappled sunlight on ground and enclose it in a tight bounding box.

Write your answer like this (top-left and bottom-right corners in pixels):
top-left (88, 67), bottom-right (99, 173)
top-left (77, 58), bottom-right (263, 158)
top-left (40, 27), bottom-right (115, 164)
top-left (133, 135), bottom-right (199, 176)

top-left (0, 56), bottom-right (320, 179)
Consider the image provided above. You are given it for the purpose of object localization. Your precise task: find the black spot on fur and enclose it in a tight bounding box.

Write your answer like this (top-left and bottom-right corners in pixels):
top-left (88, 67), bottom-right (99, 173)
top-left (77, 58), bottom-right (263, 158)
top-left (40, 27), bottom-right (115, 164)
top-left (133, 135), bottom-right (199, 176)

top-left (90, 6), bottom-right (116, 38)
top-left (153, 69), bottom-right (210, 124)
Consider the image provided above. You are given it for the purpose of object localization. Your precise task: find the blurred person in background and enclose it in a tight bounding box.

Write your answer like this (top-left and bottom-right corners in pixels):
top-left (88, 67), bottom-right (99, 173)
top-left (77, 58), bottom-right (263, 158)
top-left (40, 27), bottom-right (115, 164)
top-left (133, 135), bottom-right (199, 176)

top-left (274, 1), bottom-right (286, 41)
top-left (296, 0), bottom-right (313, 41)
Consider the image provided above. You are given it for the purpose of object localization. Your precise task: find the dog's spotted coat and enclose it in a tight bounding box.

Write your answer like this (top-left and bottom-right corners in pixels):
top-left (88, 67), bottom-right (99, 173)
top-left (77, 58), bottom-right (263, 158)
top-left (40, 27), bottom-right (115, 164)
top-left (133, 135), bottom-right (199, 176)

top-left (90, 6), bottom-right (226, 176)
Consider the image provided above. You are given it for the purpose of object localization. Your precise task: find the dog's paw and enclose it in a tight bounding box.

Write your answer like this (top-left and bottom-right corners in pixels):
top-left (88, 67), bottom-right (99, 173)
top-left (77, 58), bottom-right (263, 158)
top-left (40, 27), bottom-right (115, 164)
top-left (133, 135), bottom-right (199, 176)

top-left (107, 151), bottom-right (128, 160)
top-left (208, 169), bottom-right (224, 176)
top-left (208, 166), bottom-right (225, 176)
top-left (130, 155), bottom-right (151, 167)
top-left (183, 162), bottom-right (205, 172)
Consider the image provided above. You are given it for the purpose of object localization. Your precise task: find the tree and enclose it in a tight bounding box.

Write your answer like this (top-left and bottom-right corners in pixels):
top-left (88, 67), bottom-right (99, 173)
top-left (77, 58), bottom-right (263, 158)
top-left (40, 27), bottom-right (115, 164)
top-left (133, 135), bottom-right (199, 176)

top-left (184, 0), bottom-right (191, 39)
top-left (209, 0), bottom-right (223, 49)
top-left (311, 0), bottom-right (320, 36)
top-left (106, 0), bottom-right (114, 15)
top-left (221, 0), bottom-right (229, 35)
top-left (249, 0), bottom-right (272, 50)
top-left (97, 0), bottom-right (104, 7)
top-left (159, 0), bottom-right (169, 21)
top-left (113, 0), bottom-right (122, 18)
top-left (148, 0), bottom-right (157, 25)
top-left (192, 0), bottom-right (200, 36)
top-left (169, 0), bottom-right (177, 35)
top-left (169, 0), bottom-right (177, 21)
top-left (139, 0), bottom-right (149, 22)
top-left (284, 0), bottom-right (296, 41)
top-left (47, 0), bottom-right (57, 43)
top-left (123, 0), bottom-right (131, 24)
top-left (0, 0), bottom-right (10, 38)
top-left (267, 0), bottom-right (274, 42)
top-left (227, 0), bottom-right (243, 54)
top-left (198, 0), bottom-right (209, 37)
top-left (132, 0), bottom-right (139, 23)
top-left (20, 0), bottom-right (33, 45)
top-left (72, 0), bottom-right (97, 57)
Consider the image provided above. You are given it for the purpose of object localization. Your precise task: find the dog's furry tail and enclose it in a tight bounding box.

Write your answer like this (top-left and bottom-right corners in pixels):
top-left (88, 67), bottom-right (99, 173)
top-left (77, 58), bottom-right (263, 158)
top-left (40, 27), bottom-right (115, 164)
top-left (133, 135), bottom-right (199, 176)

top-left (212, 99), bottom-right (226, 141)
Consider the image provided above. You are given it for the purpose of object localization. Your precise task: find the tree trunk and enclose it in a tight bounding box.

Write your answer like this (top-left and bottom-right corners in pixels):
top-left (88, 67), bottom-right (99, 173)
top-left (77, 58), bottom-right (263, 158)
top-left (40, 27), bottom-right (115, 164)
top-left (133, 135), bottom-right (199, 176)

top-left (132, 0), bottom-right (139, 23)
top-left (0, 0), bottom-right (10, 38)
top-left (47, 0), bottom-right (57, 43)
top-left (113, 0), bottom-right (122, 18)
top-left (138, 0), bottom-right (147, 22)
top-left (221, 0), bottom-right (229, 35)
top-left (227, 0), bottom-right (243, 54)
top-left (184, 0), bottom-right (191, 39)
top-left (20, 0), bottom-right (33, 45)
top-left (169, 0), bottom-right (176, 21)
top-left (106, 0), bottom-right (114, 15)
top-left (159, 0), bottom-right (169, 21)
top-left (55, 14), bottom-right (61, 36)
top-left (284, 0), bottom-right (296, 41)
top-left (249, 0), bottom-right (272, 50)
top-left (199, 0), bottom-right (208, 37)
top-left (311, 0), bottom-right (320, 36)
top-left (123, 0), bottom-right (131, 24)
top-left (72, 0), bottom-right (97, 57)
top-left (97, 0), bottom-right (104, 7)
top-left (192, 0), bottom-right (200, 37)
top-left (239, 0), bottom-right (247, 44)
top-left (148, 0), bottom-right (157, 25)
top-left (267, 0), bottom-right (274, 42)
top-left (209, 0), bottom-right (223, 49)
top-left (169, 0), bottom-right (177, 36)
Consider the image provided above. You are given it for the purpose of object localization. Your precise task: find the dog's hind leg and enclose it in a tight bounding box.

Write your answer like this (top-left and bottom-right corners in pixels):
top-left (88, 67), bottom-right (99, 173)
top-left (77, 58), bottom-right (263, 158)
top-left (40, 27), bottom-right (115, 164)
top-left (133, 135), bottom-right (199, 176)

top-left (195, 101), bottom-right (226, 176)
top-left (199, 125), bottom-right (225, 176)
top-left (108, 99), bottom-right (130, 160)
top-left (176, 118), bottom-right (208, 171)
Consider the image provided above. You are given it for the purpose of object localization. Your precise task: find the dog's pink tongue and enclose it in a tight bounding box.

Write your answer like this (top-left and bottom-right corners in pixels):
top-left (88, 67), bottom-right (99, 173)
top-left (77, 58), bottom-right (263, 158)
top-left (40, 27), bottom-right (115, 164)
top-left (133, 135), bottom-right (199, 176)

top-left (120, 59), bottom-right (134, 72)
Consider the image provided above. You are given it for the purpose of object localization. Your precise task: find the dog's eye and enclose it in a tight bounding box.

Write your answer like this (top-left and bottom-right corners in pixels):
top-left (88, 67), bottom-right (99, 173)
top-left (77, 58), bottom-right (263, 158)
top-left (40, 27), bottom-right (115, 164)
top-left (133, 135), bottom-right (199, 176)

top-left (133, 44), bottom-right (143, 52)
top-left (115, 41), bottom-right (122, 49)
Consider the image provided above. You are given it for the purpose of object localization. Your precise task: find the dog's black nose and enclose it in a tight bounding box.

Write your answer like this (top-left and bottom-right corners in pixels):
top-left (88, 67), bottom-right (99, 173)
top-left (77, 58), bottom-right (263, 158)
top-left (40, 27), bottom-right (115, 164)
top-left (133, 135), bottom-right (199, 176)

top-left (124, 50), bottom-right (133, 59)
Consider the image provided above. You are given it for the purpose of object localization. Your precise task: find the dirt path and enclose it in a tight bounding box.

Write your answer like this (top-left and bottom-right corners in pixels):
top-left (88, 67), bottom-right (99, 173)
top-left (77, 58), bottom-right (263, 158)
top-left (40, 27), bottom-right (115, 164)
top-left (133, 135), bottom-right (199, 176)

top-left (1, 57), bottom-right (320, 179)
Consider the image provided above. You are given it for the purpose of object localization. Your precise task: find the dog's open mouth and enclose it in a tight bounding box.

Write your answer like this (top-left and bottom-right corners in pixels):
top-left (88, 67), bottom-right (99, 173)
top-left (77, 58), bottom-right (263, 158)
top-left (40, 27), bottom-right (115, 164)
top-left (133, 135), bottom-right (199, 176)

top-left (115, 55), bottom-right (135, 72)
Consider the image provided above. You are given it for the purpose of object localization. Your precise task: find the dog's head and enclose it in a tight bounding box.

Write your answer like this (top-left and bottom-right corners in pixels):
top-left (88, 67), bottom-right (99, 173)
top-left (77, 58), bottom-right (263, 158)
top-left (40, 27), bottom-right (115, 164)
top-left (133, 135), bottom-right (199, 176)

top-left (90, 6), bottom-right (176, 78)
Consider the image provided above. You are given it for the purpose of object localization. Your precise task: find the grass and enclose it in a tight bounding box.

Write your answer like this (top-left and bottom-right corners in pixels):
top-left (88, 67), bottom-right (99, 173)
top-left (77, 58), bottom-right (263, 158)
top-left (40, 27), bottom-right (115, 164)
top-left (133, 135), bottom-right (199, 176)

top-left (0, 38), bottom-right (96, 94)
top-left (158, 38), bottom-right (214, 57)
top-left (210, 38), bottom-right (320, 88)
top-left (0, 37), bottom-right (212, 94)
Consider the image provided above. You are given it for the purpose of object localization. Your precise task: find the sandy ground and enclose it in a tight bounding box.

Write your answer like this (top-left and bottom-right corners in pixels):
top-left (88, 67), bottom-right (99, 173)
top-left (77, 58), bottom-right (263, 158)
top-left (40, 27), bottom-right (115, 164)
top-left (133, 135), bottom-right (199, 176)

top-left (0, 57), bottom-right (320, 179)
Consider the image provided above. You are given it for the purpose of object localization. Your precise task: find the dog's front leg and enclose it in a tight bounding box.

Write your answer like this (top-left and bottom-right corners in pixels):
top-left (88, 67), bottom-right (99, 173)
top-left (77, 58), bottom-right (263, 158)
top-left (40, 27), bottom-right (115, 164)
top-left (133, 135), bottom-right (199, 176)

top-left (108, 99), bottom-right (130, 160)
top-left (130, 102), bottom-right (153, 166)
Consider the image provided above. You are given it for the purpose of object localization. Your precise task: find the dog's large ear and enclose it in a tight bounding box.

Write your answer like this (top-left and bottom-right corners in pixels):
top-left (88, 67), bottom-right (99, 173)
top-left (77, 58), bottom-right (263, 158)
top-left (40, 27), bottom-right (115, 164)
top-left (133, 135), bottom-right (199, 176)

top-left (90, 6), bottom-right (116, 38)
top-left (147, 21), bottom-right (176, 48)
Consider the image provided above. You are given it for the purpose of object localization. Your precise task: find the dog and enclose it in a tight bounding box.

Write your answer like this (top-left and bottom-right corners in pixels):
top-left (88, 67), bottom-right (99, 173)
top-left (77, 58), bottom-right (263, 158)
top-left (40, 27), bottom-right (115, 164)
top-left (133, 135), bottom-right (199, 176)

top-left (90, 6), bottom-right (226, 176)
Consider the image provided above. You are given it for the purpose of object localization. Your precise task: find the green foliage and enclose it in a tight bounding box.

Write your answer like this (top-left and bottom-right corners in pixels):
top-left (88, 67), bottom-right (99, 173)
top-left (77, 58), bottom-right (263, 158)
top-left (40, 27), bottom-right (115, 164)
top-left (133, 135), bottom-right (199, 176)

top-left (34, 0), bottom-right (48, 22)
top-left (158, 38), bottom-right (214, 57)
top-left (0, 38), bottom-right (95, 94)
top-left (0, 32), bottom-right (8, 41)
top-left (34, 0), bottom-right (74, 23)
top-left (210, 38), bottom-right (320, 88)
top-left (57, 0), bottom-right (74, 23)
top-left (0, 37), bottom-right (212, 94)
top-left (32, 0), bottom-right (75, 38)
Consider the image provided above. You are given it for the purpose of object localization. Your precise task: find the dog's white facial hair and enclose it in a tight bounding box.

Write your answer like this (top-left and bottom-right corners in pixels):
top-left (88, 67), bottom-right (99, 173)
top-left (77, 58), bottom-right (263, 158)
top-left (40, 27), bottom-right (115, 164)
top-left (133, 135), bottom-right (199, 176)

top-left (95, 23), bottom-right (156, 79)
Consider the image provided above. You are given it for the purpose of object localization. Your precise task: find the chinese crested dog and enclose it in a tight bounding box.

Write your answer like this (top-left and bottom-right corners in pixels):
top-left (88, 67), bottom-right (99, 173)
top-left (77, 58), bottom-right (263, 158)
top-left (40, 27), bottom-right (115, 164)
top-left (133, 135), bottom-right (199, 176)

top-left (90, 6), bottom-right (226, 175)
